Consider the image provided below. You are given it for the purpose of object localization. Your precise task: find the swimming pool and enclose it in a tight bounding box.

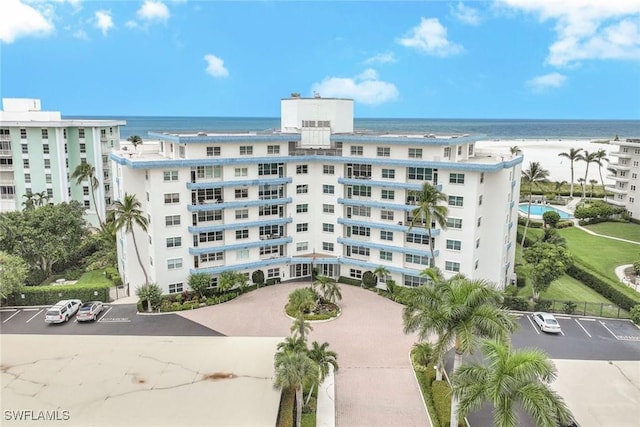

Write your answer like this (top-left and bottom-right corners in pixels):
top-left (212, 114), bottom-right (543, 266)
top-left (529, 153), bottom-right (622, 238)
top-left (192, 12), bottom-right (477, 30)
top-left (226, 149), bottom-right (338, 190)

top-left (518, 203), bottom-right (573, 219)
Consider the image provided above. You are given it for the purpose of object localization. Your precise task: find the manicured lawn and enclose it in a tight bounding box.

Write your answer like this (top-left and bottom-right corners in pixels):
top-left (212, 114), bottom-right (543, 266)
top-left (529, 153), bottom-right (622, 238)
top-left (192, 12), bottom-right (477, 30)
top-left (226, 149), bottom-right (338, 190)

top-left (584, 222), bottom-right (640, 243)
top-left (76, 269), bottom-right (112, 286)
top-left (517, 274), bottom-right (615, 303)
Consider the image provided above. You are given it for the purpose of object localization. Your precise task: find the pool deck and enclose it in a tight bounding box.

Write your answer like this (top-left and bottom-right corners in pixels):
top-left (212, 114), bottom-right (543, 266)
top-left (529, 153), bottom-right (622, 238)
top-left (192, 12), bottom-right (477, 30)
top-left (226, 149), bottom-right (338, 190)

top-left (517, 202), bottom-right (574, 219)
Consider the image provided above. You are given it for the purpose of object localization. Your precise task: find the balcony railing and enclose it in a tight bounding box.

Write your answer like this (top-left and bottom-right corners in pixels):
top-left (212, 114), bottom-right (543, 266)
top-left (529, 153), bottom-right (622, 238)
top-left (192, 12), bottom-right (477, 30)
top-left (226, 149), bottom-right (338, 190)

top-left (289, 148), bottom-right (342, 156)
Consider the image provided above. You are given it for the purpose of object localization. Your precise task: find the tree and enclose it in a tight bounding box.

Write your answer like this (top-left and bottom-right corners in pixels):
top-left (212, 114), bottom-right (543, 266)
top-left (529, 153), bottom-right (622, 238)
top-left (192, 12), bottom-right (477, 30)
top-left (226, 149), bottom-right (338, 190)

top-left (127, 135), bottom-right (143, 151)
top-left (314, 275), bottom-right (342, 304)
top-left (273, 350), bottom-right (316, 427)
top-left (589, 179), bottom-right (598, 199)
top-left (576, 150), bottom-right (598, 200)
top-left (523, 242), bottom-right (572, 300)
top-left (453, 338), bottom-right (573, 427)
top-left (188, 273), bottom-right (211, 298)
top-left (594, 149), bottom-right (608, 201)
top-left (34, 191), bottom-right (50, 207)
top-left (402, 277), bottom-right (517, 427)
top-left (373, 265), bottom-right (390, 286)
top-left (361, 270), bottom-right (376, 288)
top-left (71, 162), bottom-right (103, 227)
top-left (113, 194), bottom-right (149, 285)
top-left (542, 211), bottom-right (560, 228)
top-left (21, 191), bottom-right (36, 210)
top-left (520, 162), bottom-right (550, 248)
top-left (510, 146), bottom-right (522, 156)
top-left (412, 341), bottom-right (434, 368)
top-left (540, 228), bottom-right (566, 248)
top-left (408, 182), bottom-right (449, 263)
top-left (306, 341), bottom-right (338, 404)
top-left (136, 283), bottom-right (162, 312)
top-left (0, 251), bottom-right (27, 300)
top-left (290, 313), bottom-right (313, 341)
top-left (276, 336), bottom-right (308, 356)
top-left (287, 287), bottom-right (316, 315)
top-left (217, 271), bottom-right (237, 294)
top-left (557, 148), bottom-right (582, 198)
top-left (252, 269), bottom-right (265, 287)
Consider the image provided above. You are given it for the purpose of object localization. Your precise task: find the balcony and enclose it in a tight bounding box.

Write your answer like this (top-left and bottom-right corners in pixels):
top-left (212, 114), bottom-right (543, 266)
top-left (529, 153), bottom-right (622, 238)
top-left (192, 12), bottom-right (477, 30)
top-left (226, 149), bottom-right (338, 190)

top-left (607, 174), bottom-right (627, 182)
top-left (259, 233), bottom-right (282, 241)
top-left (289, 148), bottom-right (342, 156)
top-left (0, 135), bottom-right (10, 142)
top-left (605, 185), bottom-right (628, 195)
top-left (609, 162), bottom-right (631, 171)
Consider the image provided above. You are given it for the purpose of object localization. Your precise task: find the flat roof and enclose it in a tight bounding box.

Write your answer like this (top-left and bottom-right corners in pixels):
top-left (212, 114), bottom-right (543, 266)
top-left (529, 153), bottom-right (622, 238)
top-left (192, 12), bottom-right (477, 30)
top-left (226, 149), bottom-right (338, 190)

top-left (0, 120), bottom-right (126, 127)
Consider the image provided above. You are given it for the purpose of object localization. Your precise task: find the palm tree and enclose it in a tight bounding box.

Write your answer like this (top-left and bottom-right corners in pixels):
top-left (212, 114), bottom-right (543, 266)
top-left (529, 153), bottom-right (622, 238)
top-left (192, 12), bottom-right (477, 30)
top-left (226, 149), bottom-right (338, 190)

top-left (412, 341), bottom-right (434, 367)
top-left (113, 193), bottom-right (149, 285)
top-left (276, 335), bottom-right (308, 356)
top-left (520, 162), bottom-right (550, 248)
top-left (594, 149), bottom-right (608, 201)
top-left (557, 148), bottom-right (582, 198)
top-left (408, 182), bottom-right (449, 265)
top-left (34, 191), bottom-right (50, 207)
top-left (273, 350), bottom-right (316, 427)
top-left (306, 341), bottom-right (339, 404)
top-left (589, 179), bottom-right (598, 199)
top-left (373, 265), bottom-right (390, 287)
top-left (21, 191), bottom-right (36, 210)
top-left (576, 150), bottom-right (598, 200)
top-left (314, 275), bottom-right (341, 304)
top-left (510, 146), bottom-right (522, 156)
top-left (135, 283), bottom-right (162, 313)
top-left (71, 162), bottom-right (103, 227)
top-left (577, 178), bottom-right (586, 201)
top-left (402, 277), bottom-right (517, 427)
top-left (290, 313), bottom-right (313, 341)
top-left (452, 338), bottom-right (574, 427)
top-left (127, 135), bottom-right (143, 152)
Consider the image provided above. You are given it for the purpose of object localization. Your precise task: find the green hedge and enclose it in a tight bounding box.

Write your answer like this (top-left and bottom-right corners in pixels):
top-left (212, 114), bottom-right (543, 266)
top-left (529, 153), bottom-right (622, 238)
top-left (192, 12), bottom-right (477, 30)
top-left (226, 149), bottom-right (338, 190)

top-left (432, 381), bottom-right (453, 427)
top-left (155, 291), bottom-right (240, 312)
top-left (5, 283), bottom-right (111, 306)
top-left (517, 216), bottom-right (544, 228)
top-left (337, 276), bottom-right (362, 287)
top-left (566, 264), bottom-right (637, 311)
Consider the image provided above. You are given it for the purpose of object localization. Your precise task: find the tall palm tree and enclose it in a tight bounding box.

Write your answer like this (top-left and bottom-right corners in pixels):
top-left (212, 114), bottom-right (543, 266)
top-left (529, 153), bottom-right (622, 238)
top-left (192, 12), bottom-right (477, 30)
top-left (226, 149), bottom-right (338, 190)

top-left (276, 336), bottom-right (307, 356)
top-left (452, 338), bottom-right (574, 427)
top-left (408, 182), bottom-right (449, 265)
top-left (21, 191), bottom-right (36, 210)
top-left (273, 350), bottom-right (316, 427)
top-left (520, 162), bottom-right (550, 248)
top-left (589, 179), bottom-right (598, 199)
top-left (306, 341), bottom-right (339, 405)
top-left (402, 277), bottom-right (517, 427)
top-left (314, 275), bottom-right (342, 304)
top-left (113, 193), bottom-right (149, 285)
top-left (290, 313), bottom-right (313, 342)
top-left (373, 265), bottom-right (390, 286)
top-left (71, 162), bottom-right (103, 227)
top-left (594, 149), bottom-right (608, 201)
top-left (557, 148), bottom-right (582, 198)
top-left (576, 150), bottom-right (598, 200)
top-left (127, 135), bottom-right (143, 152)
top-left (509, 146), bottom-right (522, 156)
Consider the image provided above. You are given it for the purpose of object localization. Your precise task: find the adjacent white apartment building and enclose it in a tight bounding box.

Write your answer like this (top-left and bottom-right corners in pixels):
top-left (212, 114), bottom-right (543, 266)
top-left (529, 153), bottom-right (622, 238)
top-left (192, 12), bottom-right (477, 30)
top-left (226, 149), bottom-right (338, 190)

top-left (0, 98), bottom-right (124, 226)
top-left (111, 97), bottom-right (522, 294)
top-left (608, 137), bottom-right (640, 218)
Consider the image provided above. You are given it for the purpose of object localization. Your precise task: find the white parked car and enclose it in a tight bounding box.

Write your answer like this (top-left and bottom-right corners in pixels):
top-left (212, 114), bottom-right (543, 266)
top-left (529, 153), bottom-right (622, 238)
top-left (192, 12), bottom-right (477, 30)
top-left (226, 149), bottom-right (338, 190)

top-left (77, 301), bottom-right (104, 322)
top-left (44, 299), bottom-right (82, 324)
top-left (532, 312), bottom-right (562, 334)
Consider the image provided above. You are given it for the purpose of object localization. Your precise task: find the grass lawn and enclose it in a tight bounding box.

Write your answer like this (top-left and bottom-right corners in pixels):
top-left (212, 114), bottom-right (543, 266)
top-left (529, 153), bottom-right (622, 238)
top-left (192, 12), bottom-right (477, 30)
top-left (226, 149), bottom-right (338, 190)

top-left (583, 222), bottom-right (640, 243)
top-left (517, 274), bottom-right (615, 303)
top-left (76, 269), bottom-right (112, 286)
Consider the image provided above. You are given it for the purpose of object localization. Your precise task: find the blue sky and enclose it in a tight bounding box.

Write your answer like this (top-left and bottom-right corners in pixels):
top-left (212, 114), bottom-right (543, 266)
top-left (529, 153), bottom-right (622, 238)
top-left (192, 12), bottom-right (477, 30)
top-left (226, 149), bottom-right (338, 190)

top-left (1, 0), bottom-right (639, 119)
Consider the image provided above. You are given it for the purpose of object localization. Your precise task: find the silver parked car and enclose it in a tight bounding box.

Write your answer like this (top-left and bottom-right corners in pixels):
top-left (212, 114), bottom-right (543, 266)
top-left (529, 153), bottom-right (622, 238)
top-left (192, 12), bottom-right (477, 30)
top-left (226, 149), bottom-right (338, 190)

top-left (76, 301), bottom-right (104, 322)
top-left (45, 299), bottom-right (82, 324)
top-left (532, 312), bottom-right (562, 334)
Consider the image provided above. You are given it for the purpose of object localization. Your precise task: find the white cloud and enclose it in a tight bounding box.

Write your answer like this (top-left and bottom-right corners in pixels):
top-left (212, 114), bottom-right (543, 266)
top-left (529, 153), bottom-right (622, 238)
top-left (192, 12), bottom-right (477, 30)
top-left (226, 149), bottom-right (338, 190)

top-left (137, 0), bottom-right (170, 23)
top-left (310, 69), bottom-right (399, 106)
top-left (526, 72), bottom-right (567, 92)
top-left (397, 17), bottom-right (464, 57)
top-left (125, 20), bottom-right (139, 29)
top-left (0, 0), bottom-right (54, 43)
top-left (204, 54), bottom-right (229, 78)
top-left (95, 10), bottom-right (114, 36)
top-left (364, 52), bottom-right (396, 65)
top-left (451, 2), bottom-right (481, 26)
top-left (498, 0), bottom-right (640, 66)
top-left (72, 29), bottom-right (88, 40)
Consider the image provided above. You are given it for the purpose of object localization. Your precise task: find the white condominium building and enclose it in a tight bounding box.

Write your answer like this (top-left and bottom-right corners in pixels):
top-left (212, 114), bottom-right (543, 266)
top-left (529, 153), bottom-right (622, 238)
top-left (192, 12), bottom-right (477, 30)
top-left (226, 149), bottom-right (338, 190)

top-left (0, 98), bottom-right (124, 226)
top-left (608, 137), bottom-right (640, 218)
top-left (111, 97), bottom-right (522, 294)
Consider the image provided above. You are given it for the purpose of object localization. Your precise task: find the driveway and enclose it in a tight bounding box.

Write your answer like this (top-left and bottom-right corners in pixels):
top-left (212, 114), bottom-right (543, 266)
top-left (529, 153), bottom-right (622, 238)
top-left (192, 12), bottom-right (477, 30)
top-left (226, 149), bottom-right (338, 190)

top-left (178, 282), bottom-right (431, 427)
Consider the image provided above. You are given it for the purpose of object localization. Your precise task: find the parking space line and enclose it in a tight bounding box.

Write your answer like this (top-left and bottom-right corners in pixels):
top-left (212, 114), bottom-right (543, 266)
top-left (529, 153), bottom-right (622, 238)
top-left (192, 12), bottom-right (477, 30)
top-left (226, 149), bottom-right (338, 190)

top-left (0, 309), bottom-right (17, 313)
top-left (97, 306), bottom-right (112, 322)
top-left (555, 316), bottom-right (571, 320)
top-left (22, 308), bottom-right (39, 312)
top-left (526, 315), bottom-right (540, 334)
top-left (2, 311), bottom-right (20, 323)
top-left (579, 318), bottom-right (596, 321)
top-left (575, 319), bottom-right (592, 338)
top-left (599, 321), bottom-right (620, 340)
top-left (26, 309), bottom-right (43, 323)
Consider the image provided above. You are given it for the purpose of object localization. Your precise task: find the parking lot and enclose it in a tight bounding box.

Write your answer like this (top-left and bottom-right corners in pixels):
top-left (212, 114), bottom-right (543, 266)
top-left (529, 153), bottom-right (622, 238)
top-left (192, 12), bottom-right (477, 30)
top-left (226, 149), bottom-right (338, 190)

top-left (0, 304), bottom-right (221, 336)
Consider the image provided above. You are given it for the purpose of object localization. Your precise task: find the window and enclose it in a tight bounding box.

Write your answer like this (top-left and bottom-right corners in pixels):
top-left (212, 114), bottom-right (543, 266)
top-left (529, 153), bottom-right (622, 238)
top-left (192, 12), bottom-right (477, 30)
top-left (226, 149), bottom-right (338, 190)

top-left (448, 196), bottom-right (464, 207)
top-left (197, 210), bottom-right (222, 222)
top-left (236, 229), bottom-right (249, 239)
top-left (351, 206), bottom-right (371, 217)
top-left (20, 129), bottom-right (27, 139)
top-left (166, 237), bottom-right (182, 248)
top-left (168, 283), bottom-right (184, 294)
top-left (408, 167), bottom-right (434, 181)
top-left (296, 242), bottom-right (309, 252)
top-left (236, 249), bottom-right (249, 260)
top-left (199, 231), bottom-right (223, 242)
top-left (42, 144), bottom-right (50, 154)
top-left (381, 169), bottom-right (395, 179)
top-left (84, 200), bottom-right (91, 208)
top-left (23, 159), bottom-right (29, 169)
top-left (351, 226), bottom-right (371, 237)
top-left (259, 205), bottom-right (279, 216)
top-left (167, 258), bottom-right (183, 270)
top-left (45, 174), bottom-right (52, 184)
top-left (476, 238), bottom-right (480, 249)
top-left (296, 185), bottom-right (308, 194)
top-left (404, 275), bottom-right (428, 287)
top-left (296, 204), bottom-right (308, 213)
top-left (381, 190), bottom-right (394, 200)
top-left (267, 145), bottom-right (280, 154)
top-left (82, 186), bottom-right (89, 195)
top-left (296, 223), bottom-right (309, 232)
top-left (377, 147), bottom-right (390, 157)
top-left (200, 252), bottom-right (223, 263)
top-left (47, 189), bottom-right (53, 199)
top-left (449, 173), bottom-right (464, 184)
top-left (260, 245), bottom-right (280, 256)
top-left (480, 172), bottom-right (484, 183)
top-left (196, 165), bottom-right (221, 179)
top-left (235, 209), bottom-right (249, 219)
top-left (477, 217), bottom-right (482, 227)
top-left (323, 185), bottom-right (334, 194)
top-left (79, 143), bottom-right (86, 154)
top-left (322, 204), bottom-right (334, 213)
top-left (408, 148), bottom-right (422, 158)
top-left (163, 193), bottom-right (180, 204)
top-left (380, 250), bottom-right (392, 261)
top-left (632, 185), bottom-right (637, 191)
top-left (296, 165), bottom-right (308, 174)
top-left (41, 129), bottom-right (49, 139)
top-left (405, 253), bottom-right (429, 265)
top-left (239, 146), bottom-right (253, 155)
top-left (267, 268), bottom-right (280, 278)
top-left (350, 245), bottom-right (370, 256)
top-left (206, 146), bottom-right (221, 157)
top-left (469, 144), bottom-right (474, 155)
top-left (444, 147), bottom-right (451, 158)
top-left (24, 173), bottom-right (31, 183)
top-left (478, 195), bottom-right (483, 206)
top-left (458, 146), bottom-right (462, 155)
top-left (44, 159), bottom-right (50, 169)
top-left (350, 146), bottom-right (363, 156)
top-left (234, 167), bottom-right (248, 177)
top-left (322, 223), bottom-right (334, 232)
top-left (235, 189), bottom-right (248, 199)
top-left (445, 261), bottom-right (461, 272)
top-left (78, 128), bottom-right (85, 138)
top-left (381, 210), bottom-right (394, 220)
top-left (165, 215), bottom-right (180, 226)
top-left (447, 218), bottom-right (462, 228)
top-left (323, 165), bottom-right (334, 174)
top-left (322, 242), bottom-right (334, 252)
top-left (406, 233), bottom-right (429, 245)
top-left (380, 230), bottom-right (393, 241)
top-left (446, 240), bottom-right (461, 250)
top-left (258, 163), bottom-right (279, 176)
top-left (352, 185), bottom-right (371, 197)
top-left (21, 144), bottom-right (28, 154)
top-left (163, 170), bottom-right (179, 181)
top-left (349, 269), bottom-right (363, 279)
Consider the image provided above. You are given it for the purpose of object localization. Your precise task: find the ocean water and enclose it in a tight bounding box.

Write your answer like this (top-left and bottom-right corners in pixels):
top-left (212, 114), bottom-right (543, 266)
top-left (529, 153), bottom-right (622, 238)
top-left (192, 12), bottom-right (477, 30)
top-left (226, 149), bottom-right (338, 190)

top-left (66, 116), bottom-right (639, 141)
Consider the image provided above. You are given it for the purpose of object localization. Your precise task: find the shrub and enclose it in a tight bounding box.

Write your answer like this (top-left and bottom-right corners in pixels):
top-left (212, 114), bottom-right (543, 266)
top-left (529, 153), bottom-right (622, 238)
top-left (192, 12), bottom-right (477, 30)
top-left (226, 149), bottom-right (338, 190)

top-left (543, 211), bottom-right (561, 228)
top-left (633, 260), bottom-right (640, 275)
top-left (503, 296), bottom-right (530, 311)
top-left (252, 269), bottom-right (265, 286)
top-left (566, 264), bottom-right (637, 311)
top-left (431, 381), bottom-right (452, 426)
top-left (362, 271), bottom-right (377, 288)
top-left (563, 301), bottom-right (577, 314)
top-left (337, 276), bottom-right (362, 287)
top-left (631, 305), bottom-right (640, 325)
top-left (188, 273), bottom-right (211, 297)
top-left (5, 282), bottom-right (112, 306)
top-left (534, 300), bottom-right (553, 312)
top-left (425, 363), bottom-right (437, 385)
top-left (518, 216), bottom-right (544, 228)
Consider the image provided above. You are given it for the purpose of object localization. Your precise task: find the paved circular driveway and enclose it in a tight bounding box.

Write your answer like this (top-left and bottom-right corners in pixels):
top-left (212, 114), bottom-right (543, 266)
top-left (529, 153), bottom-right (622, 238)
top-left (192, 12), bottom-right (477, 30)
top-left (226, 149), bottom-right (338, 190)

top-left (178, 282), bottom-right (431, 427)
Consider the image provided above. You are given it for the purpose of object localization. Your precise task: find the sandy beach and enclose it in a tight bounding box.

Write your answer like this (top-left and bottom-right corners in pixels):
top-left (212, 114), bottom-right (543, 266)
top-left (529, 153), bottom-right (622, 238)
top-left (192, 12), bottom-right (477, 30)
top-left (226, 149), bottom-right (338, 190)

top-left (476, 138), bottom-right (616, 185)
